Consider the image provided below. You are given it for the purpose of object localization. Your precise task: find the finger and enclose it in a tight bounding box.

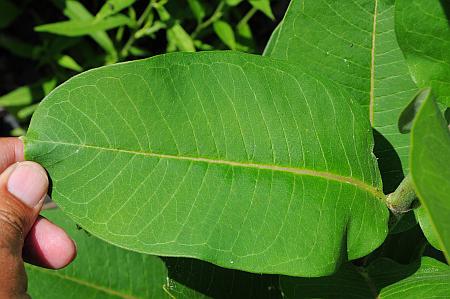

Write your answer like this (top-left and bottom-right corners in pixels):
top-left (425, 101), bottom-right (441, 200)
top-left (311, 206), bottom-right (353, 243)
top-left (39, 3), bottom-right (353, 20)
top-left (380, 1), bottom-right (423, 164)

top-left (0, 138), bottom-right (24, 173)
top-left (23, 216), bottom-right (77, 269)
top-left (0, 161), bottom-right (48, 298)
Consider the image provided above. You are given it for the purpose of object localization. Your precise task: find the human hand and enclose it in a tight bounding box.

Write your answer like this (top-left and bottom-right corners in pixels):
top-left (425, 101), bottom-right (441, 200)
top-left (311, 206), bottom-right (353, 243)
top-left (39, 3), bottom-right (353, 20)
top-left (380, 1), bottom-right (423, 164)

top-left (0, 138), bottom-right (76, 298)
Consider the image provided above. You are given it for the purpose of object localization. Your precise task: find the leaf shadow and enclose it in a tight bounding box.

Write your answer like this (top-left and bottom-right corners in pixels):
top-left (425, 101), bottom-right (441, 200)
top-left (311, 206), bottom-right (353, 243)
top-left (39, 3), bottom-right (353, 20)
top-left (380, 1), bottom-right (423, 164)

top-left (162, 257), bottom-right (282, 299)
top-left (373, 129), bottom-right (405, 194)
top-left (439, 0), bottom-right (450, 26)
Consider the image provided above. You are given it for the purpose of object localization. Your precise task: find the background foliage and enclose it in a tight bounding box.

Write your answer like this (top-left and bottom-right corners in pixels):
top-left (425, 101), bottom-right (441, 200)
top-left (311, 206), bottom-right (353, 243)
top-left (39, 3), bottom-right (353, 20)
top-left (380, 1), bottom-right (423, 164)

top-left (0, 0), bottom-right (286, 136)
top-left (1, 0), bottom-right (450, 298)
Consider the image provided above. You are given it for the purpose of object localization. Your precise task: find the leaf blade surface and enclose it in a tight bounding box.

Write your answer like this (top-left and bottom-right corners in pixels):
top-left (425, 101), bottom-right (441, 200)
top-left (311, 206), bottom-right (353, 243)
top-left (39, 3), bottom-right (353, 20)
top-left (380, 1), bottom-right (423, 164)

top-left (396, 0), bottom-right (450, 107)
top-left (25, 52), bottom-right (388, 276)
top-left (410, 90), bottom-right (450, 261)
top-left (264, 0), bottom-right (418, 191)
top-left (28, 209), bottom-right (283, 298)
top-left (280, 257), bottom-right (450, 298)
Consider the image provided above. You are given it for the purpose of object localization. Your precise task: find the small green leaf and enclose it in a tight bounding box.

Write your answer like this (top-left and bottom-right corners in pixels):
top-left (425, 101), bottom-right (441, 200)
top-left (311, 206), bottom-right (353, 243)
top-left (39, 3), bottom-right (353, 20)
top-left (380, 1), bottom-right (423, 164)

top-left (96, 0), bottom-right (136, 20)
top-left (213, 20), bottom-right (236, 49)
top-left (236, 22), bottom-right (255, 52)
top-left (396, 0), bottom-right (450, 106)
top-left (25, 52), bottom-right (388, 277)
top-left (249, 0), bottom-right (274, 20)
top-left (410, 89), bottom-right (450, 262)
top-left (35, 15), bottom-right (132, 37)
top-left (188, 0), bottom-right (206, 22)
top-left (0, 78), bottom-right (57, 107)
top-left (167, 23), bottom-right (196, 52)
top-left (281, 257), bottom-right (450, 298)
top-left (226, 0), bottom-right (243, 6)
top-left (129, 46), bottom-right (151, 57)
top-left (57, 54), bottom-right (83, 72)
top-left (52, 0), bottom-right (118, 60)
top-left (0, 0), bottom-right (20, 28)
top-left (17, 103), bottom-right (39, 120)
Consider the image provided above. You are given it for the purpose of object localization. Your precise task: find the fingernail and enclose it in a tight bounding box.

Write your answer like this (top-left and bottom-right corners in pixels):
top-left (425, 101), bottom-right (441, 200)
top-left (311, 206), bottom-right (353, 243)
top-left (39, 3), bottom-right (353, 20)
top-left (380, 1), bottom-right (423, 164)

top-left (7, 162), bottom-right (48, 207)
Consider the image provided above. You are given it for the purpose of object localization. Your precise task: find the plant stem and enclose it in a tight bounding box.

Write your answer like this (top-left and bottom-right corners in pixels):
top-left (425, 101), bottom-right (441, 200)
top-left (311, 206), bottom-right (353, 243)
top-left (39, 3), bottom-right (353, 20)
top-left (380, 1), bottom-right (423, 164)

top-left (191, 1), bottom-right (225, 39)
top-left (386, 174), bottom-right (417, 214)
top-left (237, 7), bottom-right (257, 28)
top-left (120, 0), bottom-right (154, 59)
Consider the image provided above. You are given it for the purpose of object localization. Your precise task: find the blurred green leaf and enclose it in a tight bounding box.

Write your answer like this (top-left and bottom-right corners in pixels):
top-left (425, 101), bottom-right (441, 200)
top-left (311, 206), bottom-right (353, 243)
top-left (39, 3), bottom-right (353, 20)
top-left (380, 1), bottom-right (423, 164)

top-left (0, 34), bottom-right (41, 60)
top-left (249, 0), bottom-right (274, 20)
top-left (129, 46), bottom-right (151, 57)
top-left (410, 89), bottom-right (450, 262)
top-left (193, 40), bottom-right (214, 50)
top-left (236, 22), bottom-right (255, 52)
top-left (35, 15), bottom-right (132, 37)
top-left (0, 0), bottom-right (20, 28)
top-left (17, 103), bottom-right (39, 120)
top-left (0, 78), bottom-right (57, 107)
top-left (128, 6), bottom-right (136, 22)
top-left (52, 0), bottom-right (117, 61)
top-left (188, 0), bottom-right (206, 22)
top-left (96, 0), bottom-right (136, 20)
top-left (226, 0), bottom-right (243, 6)
top-left (213, 20), bottom-right (236, 49)
top-left (135, 20), bottom-right (166, 39)
top-left (167, 23), bottom-right (195, 52)
top-left (10, 127), bottom-right (26, 137)
top-left (57, 54), bottom-right (83, 72)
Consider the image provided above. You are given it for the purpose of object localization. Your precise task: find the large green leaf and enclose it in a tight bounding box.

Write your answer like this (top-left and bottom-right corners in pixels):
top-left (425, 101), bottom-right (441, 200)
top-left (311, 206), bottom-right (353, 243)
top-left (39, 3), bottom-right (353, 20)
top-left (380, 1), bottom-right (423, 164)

top-left (396, 0), bottom-right (450, 107)
top-left (410, 90), bottom-right (450, 262)
top-left (24, 52), bottom-right (388, 277)
top-left (281, 257), bottom-right (450, 298)
top-left (264, 0), bottom-right (418, 192)
top-left (28, 209), bottom-right (282, 298)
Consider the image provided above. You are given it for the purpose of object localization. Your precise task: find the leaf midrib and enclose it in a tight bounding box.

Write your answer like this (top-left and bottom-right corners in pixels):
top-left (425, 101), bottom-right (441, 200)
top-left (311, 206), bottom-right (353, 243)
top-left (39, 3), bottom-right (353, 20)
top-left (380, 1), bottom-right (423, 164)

top-left (28, 266), bottom-right (142, 299)
top-left (27, 139), bottom-right (385, 200)
top-left (369, 0), bottom-right (379, 126)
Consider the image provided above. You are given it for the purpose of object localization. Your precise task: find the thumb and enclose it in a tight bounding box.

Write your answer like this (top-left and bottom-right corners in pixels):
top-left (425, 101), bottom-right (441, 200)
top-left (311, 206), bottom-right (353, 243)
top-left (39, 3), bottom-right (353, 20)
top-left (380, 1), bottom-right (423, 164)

top-left (0, 161), bottom-right (48, 298)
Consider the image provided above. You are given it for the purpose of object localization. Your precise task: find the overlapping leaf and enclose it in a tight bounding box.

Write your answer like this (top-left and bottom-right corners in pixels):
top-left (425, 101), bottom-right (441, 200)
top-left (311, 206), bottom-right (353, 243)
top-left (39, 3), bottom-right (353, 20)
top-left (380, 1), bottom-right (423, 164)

top-left (280, 257), bottom-right (450, 298)
top-left (26, 209), bottom-right (179, 298)
top-left (25, 51), bottom-right (388, 277)
top-left (409, 90), bottom-right (450, 261)
top-left (264, 0), bottom-right (418, 191)
top-left (28, 209), bottom-right (281, 298)
top-left (396, 0), bottom-right (450, 107)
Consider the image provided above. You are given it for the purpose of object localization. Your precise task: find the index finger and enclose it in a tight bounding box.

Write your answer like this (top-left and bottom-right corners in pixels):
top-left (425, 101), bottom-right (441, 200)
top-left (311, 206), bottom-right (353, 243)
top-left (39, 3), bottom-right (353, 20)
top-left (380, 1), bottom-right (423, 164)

top-left (0, 138), bottom-right (24, 173)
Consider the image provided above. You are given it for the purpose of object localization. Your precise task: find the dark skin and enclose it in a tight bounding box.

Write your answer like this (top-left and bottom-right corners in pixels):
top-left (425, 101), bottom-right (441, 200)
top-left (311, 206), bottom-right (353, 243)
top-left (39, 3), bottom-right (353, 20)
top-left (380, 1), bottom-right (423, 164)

top-left (0, 138), bottom-right (76, 298)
